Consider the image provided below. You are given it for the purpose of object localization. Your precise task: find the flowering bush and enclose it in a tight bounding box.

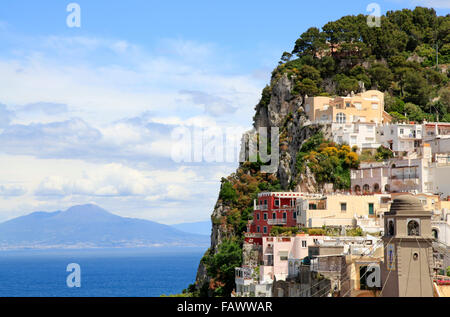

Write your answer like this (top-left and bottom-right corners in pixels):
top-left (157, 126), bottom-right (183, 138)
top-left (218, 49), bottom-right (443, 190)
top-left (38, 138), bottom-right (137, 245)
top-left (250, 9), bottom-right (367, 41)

top-left (435, 279), bottom-right (450, 285)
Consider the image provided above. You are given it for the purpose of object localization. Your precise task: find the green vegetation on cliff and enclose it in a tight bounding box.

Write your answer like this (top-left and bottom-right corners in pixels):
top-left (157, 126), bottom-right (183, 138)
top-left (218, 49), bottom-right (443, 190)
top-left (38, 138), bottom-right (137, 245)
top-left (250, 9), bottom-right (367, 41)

top-left (296, 132), bottom-right (360, 189)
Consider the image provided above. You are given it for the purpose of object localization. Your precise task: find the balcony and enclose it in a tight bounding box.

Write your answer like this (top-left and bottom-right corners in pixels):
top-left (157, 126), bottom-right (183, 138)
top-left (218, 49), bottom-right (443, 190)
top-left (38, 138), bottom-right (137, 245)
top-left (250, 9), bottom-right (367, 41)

top-left (262, 254), bottom-right (274, 266)
top-left (235, 267), bottom-right (256, 285)
top-left (390, 175), bottom-right (419, 181)
top-left (267, 218), bottom-right (287, 225)
top-left (310, 256), bottom-right (346, 274)
top-left (245, 232), bottom-right (262, 238)
top-left (255, 204), bottom-right (268, 211)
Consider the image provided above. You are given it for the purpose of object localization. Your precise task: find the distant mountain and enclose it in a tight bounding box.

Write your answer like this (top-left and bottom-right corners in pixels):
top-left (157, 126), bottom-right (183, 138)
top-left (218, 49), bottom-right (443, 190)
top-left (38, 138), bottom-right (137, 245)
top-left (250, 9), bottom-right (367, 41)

top-left (0, 204), bottom-right (209, 250)
top-left (171, 221), bottom-right (211, 236)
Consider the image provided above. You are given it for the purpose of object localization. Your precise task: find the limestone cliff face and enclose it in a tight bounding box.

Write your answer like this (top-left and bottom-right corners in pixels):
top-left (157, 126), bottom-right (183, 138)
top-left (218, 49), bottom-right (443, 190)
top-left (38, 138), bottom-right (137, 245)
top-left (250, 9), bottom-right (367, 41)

top-left (194, 73), bottom-right (331, 293)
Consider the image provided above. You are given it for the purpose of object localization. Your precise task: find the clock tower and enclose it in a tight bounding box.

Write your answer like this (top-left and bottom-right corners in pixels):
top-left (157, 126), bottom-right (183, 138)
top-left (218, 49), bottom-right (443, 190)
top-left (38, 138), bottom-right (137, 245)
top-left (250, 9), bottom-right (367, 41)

top-left (381, 195), bottom-right (434, 297)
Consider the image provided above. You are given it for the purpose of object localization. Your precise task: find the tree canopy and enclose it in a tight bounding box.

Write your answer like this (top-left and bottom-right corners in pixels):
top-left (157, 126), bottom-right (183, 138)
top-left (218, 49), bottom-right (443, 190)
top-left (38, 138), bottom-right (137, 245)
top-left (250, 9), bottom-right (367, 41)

top-left (274, 7), bottom-right (449, 123)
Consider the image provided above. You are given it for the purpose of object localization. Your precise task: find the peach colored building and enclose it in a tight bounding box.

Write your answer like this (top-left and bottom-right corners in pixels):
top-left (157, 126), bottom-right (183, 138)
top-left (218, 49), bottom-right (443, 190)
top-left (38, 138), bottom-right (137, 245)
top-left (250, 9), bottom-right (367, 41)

top-left (304, 90), bottom-right (391, 125)
top-left (260, 234), bottom-right (324, 283)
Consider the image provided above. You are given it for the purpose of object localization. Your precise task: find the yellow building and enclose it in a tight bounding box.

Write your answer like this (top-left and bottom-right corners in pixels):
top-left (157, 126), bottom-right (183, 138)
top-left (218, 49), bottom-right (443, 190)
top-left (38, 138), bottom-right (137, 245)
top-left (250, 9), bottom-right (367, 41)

top-left (304, 90), bottom-right (391, 125)
top-left (296, 194), bottom-right (390, 228)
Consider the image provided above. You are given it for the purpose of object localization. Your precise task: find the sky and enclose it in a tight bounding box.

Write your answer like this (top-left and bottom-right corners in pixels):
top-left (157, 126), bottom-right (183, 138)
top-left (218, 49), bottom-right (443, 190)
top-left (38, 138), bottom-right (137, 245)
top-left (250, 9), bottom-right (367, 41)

top-left (0, 0), bottom-right (448, 225)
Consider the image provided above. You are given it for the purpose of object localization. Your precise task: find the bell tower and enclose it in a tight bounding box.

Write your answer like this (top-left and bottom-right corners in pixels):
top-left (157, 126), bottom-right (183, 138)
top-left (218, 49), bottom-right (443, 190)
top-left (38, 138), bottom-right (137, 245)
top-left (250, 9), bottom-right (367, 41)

top-left (381, 195), bottom-right (434, 297)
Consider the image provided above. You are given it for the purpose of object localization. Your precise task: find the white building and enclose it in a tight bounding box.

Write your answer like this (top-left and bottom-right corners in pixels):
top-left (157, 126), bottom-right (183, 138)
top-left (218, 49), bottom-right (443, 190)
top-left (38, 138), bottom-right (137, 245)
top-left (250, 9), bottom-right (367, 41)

top-left (378, 123), bottom-right (422, 155)
top-left (332, 122), bottom-right (380, 152)
top-left (351, 144), bottom-right (450, 198)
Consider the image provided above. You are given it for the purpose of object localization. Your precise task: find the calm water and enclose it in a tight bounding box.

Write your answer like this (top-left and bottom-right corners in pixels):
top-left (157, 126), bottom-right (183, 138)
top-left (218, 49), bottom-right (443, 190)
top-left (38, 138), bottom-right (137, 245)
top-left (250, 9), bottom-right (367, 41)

top-left (0, 248), bottom-right (205, 297)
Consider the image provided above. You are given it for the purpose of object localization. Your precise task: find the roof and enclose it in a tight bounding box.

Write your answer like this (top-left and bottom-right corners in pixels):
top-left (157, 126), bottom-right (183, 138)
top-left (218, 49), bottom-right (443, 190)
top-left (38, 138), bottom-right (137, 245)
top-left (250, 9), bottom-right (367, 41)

top-left (388, 195), bottom-right (430, 216)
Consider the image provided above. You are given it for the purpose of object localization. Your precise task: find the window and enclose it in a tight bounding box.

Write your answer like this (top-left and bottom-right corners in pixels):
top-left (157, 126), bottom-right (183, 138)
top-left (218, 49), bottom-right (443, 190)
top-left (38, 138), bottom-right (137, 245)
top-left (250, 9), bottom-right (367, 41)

top-left (354, 102), bottom-right (362, 110)
top-left (336, 112), bottom-right (346, 124)
top-left (400, 128), bottom-right (404, 135)
top-left (275, 199), bottom-right (280, 207)
top-left (302, 240), bottom-right (307, 248)
top-left (279, 251), bottom-right (288, 261)
top-left (372, 103), bottom-right (378, 110)
top-left (340, 203), bottom-right (347, 212)
top-left (264, 199), bottom-right (267, 205)
top-left (323, 104), bottom-right (329, 110)
top-left (346, 102), bottom-right (351, 108)
top-left (388, 220), bottom-right (395, 236)
top-left (257, 213), bottom-right (260, 220)
top-left (363, 184), bottom-right (370, 193)
top-left (272, 212), bottom-right (276, 219)
top-left (407, 220), bottom-right (420, 236)
top-left (293, 212), bottom-right (296, 219)
top-left (257, 226), bottom-right (260, 233)
top-left (290, 199), bottom-right (295, 207)
top-left (432, 229), bottom-right (439, 239)
top-left (368, 203), bottom-right (374, 215)
top-left (263, 213), bottom-right (268, 220)
top-left (283, 212), bottom-right (287, 219)
top-left (263, 226), bottom-right (267, 234)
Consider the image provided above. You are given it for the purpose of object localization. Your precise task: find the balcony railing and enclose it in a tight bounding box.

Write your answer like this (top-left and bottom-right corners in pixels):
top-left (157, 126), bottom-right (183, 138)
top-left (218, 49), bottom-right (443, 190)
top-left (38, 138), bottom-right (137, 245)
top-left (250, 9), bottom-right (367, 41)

top-left (245, 232), bottom-right (262, 238)
top-left (235, 267), bottom-right (255, 280)
top-left (267, 218), bottom-right (287, 225)
top-left (390, 175), bottom-right (418, 180)
top-left (255, 204), bottom-right (268, 211)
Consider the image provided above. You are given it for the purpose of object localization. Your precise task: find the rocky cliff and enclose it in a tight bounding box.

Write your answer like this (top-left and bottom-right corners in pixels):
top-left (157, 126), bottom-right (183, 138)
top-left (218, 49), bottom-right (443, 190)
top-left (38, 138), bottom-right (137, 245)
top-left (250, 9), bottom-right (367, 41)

top-left (194, 73), bottom-right (331, 295)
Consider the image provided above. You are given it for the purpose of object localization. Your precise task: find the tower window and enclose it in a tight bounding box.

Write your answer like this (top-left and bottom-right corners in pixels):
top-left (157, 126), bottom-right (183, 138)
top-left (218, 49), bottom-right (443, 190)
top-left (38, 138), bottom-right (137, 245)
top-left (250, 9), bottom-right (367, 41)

top-left (407, 220), bottom-right (420, 236)
top-left (388, 220), bottom-right (395, 236)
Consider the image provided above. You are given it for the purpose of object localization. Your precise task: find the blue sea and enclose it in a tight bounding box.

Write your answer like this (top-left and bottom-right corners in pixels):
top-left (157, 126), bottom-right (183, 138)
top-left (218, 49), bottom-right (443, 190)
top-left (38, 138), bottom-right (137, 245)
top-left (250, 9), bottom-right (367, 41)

top-left (0, 247), bottom-right (206, 297)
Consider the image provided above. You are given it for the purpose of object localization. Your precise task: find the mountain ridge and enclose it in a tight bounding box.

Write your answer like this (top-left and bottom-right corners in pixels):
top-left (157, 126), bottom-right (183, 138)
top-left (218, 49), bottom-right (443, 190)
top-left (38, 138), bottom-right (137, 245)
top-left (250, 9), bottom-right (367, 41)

top-left (0, 204), bottom-right (209, 250)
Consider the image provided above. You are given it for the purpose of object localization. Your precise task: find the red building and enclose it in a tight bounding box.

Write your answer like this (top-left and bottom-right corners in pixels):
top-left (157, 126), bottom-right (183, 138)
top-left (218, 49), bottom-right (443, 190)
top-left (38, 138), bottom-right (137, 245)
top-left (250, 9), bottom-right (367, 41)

top-left (247, 192), bottom-right (305, 238)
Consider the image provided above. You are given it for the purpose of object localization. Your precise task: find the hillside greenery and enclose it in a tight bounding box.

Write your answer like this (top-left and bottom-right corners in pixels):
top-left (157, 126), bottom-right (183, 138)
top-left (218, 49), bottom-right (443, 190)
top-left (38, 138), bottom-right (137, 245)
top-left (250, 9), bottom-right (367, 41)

top-left (296, 132), bottom-right (360, 189)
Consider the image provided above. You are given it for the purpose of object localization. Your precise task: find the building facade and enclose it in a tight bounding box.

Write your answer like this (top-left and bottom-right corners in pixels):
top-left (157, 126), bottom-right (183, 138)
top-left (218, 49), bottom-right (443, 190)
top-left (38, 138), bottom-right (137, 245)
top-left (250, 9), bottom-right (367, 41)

top-left (296, 194), bottom-right (390, 228)
top-left (332, 122), bottom-right (380, 152)
top-left (250, 192), bottom-right (306, 236)
top-left (378, 123), bottom-right (423, 155)
top-left (304, 90), bottom-right (390, 125)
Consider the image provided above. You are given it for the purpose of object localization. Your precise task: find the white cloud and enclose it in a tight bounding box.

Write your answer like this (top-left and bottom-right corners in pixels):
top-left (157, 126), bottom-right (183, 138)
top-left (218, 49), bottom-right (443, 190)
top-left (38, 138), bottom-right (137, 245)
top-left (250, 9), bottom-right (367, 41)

top-left (35, 163), bottom-right (156, 197)
top-left (0, 184), bottom-right (27, 197)
top-left (0, 32), bottom-right (264, 223)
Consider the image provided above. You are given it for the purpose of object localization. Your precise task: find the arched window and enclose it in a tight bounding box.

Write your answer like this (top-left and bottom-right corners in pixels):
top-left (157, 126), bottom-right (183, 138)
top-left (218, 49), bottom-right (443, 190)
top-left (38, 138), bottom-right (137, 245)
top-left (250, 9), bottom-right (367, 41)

top-left (354, 185), bottom-right (361, 193)
top-left (336, 112), bottom-right (346, 124)
top-left (407, 220), bottom-right (420, 236)
top-left (384, 184), bottom-right (390, 192)
top-left (363, 184), bottom-right (370, 193)
top-left (388, 220), bottom-right (395, 236)
top-left (432, 228), bottom-right (439, 239)
top-left (373, 183), bottom-right (380, 192)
